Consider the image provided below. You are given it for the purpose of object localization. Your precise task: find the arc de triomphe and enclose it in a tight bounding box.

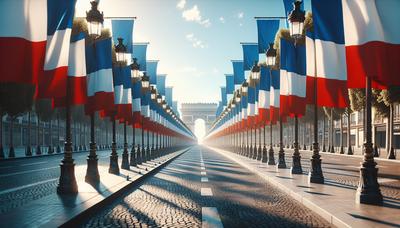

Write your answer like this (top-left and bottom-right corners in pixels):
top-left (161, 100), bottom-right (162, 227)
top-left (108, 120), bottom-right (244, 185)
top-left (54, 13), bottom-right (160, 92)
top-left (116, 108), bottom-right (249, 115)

top-left (180, 103), bottom-right (218, 134)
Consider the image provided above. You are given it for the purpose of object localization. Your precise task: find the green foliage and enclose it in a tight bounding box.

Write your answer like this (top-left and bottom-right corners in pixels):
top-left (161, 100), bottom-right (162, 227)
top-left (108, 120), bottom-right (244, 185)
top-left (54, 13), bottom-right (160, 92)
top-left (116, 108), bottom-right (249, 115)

top-left (380, 86), bottom-right (400, 106)
top-left (0, 83), bottom-right (35, 117)
top-left (34, 99), bottom-right (54, 121)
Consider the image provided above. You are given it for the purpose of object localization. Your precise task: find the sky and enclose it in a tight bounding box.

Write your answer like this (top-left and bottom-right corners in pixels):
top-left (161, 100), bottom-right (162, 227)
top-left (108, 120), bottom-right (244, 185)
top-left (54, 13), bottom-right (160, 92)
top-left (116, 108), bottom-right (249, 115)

top-left (75, 0), bottom-right (311, 106)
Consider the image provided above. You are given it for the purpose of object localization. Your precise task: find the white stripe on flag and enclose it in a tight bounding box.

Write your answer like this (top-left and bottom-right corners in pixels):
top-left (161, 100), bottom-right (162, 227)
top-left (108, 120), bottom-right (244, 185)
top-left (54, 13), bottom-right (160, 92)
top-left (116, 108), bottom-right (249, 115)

top-left (87, 68), bottom-right (114, 96)
top-left (44, 29), bottom-right (72, 70)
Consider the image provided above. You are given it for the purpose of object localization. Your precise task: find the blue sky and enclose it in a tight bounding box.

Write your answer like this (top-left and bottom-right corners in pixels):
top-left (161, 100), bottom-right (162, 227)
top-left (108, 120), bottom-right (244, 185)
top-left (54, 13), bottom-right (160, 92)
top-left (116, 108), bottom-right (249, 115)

top-left (75, 0), bottom-right (310, 106)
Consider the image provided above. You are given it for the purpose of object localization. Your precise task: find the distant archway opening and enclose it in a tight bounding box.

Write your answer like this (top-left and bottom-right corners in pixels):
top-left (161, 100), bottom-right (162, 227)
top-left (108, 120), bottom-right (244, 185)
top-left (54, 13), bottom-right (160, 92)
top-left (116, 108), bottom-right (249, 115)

top-left (194, 119), bottom-right (206, 144)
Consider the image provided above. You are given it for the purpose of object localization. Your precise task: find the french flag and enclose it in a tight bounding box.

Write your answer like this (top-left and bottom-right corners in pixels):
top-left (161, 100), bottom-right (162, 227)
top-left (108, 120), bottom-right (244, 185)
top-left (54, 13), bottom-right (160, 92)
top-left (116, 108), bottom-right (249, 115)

top-left (247, 84), bottom-right (256, 128)
top-left (342, 0), bottom-right (400, 88)
top-left (307, 0), bottom-right (348, 108)
top-left (0, 0), bottom-right (74, 88)
top-left (54, 32), bottom-right (87, 107)
top-left (140, 90), bottom-right (150, 130)
top-left (85, 38), bottom-right (115, 115)
top-left (269, 69), bottom-right (280, 124)
top-left (280, 38), bottom-right (307, 117)
top-left (241, 91), bottom-right (248, 129)
top-left (113, 66), bottom-right (132, 123)
top-left (131, 81), bottom-right (142, 128)
top-left (39, 0), bottom-right (76, 99)
top-left (258, 66), bottom-right (270, 124)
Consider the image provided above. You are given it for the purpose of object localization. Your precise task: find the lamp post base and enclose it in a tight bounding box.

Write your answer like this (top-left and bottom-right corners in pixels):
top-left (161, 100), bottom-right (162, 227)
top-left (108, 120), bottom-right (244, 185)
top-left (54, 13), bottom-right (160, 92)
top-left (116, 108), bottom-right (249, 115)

top-left (261, 146), bottom-right (268, 163)
top-left (356, 162), bottom-right (383, 205)
top-left (57, 160), bottom-right (78, 194)
top-left (121, 143), bottom-right (130, 170)
top-left (277, 146), bottom-right (286, 168)
top-left (388, 147), bottom-right (396, 159)
top-left (268, 146), bottom-right (275, 165)
top-left (85, 156), bottom-right (100, 184)
top-left (109, 143), bottom-right (120, 175)
top-left (26, 146), bottom-right (32, 156)
top-left (130, 146), bottom-right (137, 166)
top-left (256, 145), bottom-right (262, 161)
top-left (136, 145), bottom-right (142, 165)
top-left (308, 144), bottom-right (324, 184)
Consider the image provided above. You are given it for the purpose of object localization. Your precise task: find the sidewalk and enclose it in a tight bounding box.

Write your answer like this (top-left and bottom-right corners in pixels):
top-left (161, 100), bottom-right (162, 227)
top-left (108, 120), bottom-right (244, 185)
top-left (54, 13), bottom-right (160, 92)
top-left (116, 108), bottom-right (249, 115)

top-left (209, 146), bottom-right (400, 228)
top-left (0, 147), bottom-right (191, 228)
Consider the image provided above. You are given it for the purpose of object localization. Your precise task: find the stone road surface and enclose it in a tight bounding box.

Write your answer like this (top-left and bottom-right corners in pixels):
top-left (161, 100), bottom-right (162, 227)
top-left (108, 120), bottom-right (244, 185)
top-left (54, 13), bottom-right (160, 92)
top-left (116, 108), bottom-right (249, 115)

top-left (82, 146), bottom-right (330, 228)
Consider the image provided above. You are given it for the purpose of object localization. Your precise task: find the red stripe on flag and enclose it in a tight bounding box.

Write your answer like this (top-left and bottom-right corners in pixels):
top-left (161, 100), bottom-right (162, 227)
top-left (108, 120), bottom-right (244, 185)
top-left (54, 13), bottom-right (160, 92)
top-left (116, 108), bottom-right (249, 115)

top-left (258, 108), bottom-right (269, 124)
top-left (38, 66), bottom-right (68, 99)
top-left (0, 38), bottom-right (46, 85)
top-left (306, 76), bottom-right (348, 108)
top-left (85, 91), bottom-right (115, 115)
top-left (287, 95), bottom-right (306, 117)
top-left (53, 77), bottom-right (87, 107)
top-left (346, 41), bottom-right (400, 89)
top-left (270, 107), bottom-right (279, 124)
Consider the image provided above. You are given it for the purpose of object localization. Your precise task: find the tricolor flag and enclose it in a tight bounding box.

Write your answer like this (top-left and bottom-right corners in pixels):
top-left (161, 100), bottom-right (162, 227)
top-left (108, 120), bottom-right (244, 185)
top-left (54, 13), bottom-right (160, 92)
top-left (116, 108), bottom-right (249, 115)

top-left (0, 0), bottom-right (47, 85)
top-left (132, 80), bottom-right (142, 128)
top-left (165, 87), bottom-right (173, 106)
top-left (132, 43), bottom-right (148, 71)
top-left (280, 38), bottom-right (306, 117)
top-left (342, 0), bottom-right (400, 88)
top-left (258, 67), bottom-right (270, 124)
top-left (113, 66), bottom-right (132, 123)
top-left (220, 87), bottom-right (227, 109)
top-left (232, 60), bottom-right (245, 88)
top-left (241, 90), bottom-right (248, 129)
top-left (307, 0), bottom-right (348, 108)
top-left (242, 43), bottom-right (259, 71)
top-left (111, 19), bottom-right (134, 54)
top-left (54, 32), bottom-right (87, 107)
top-left (247, 84), bottom-right (256, 127)
top-left (147, 60), bottom-right (158, 85)
top-left (85, 38), bottom-right (114, 115)
top-left (270, 69), bottom-right (280, 124)
top-left (157, 74), bottom-right (166, 96)
top-left (225, 74), bottom-right (234, 101)
top-left (39, 0), bottom-right (76, 99)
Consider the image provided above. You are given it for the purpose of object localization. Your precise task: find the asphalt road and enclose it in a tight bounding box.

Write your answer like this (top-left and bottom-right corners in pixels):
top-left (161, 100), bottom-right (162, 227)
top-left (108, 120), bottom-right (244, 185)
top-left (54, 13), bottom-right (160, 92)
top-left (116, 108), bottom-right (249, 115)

top-left (81, 146), bottom-right (331, 228)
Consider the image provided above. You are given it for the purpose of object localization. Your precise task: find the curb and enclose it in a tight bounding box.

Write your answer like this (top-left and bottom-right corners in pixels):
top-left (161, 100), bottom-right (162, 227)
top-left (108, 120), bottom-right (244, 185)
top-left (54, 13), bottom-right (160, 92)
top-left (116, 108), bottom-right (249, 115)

top-left (58, 147), bottom-right (191, 228)
top-left (209, 147), bottom-right (351, 228)
top-left (0, 148), bottom-right (110, 162)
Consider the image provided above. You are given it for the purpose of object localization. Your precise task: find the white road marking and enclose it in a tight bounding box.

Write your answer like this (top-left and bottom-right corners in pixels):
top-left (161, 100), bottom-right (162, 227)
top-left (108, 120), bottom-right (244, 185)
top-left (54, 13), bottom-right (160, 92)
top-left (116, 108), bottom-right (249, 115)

top-left (201, 171), bottom-right (207, 176)
top-left (202, 207), bottom-right (224, 228)
top-left (201, 177), bottom-right (209, 182)
top-left (201, 188), bottom-right (213, 196)
top-left (0, 178), bottom-right (58, 195)
top-left (201, 166), bottom-right (206, 170)
top-left (378, 178), bottom-right (398, 183)
top-left (19, 161), bottom-right (48, 166)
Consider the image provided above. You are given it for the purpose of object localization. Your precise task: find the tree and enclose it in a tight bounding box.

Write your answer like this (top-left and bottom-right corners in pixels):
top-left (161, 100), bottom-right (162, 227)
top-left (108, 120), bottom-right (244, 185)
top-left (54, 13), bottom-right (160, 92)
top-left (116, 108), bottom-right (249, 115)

top-left (0, 83), bottom-right (35, 157)
top-left (35, 99), bottom-right (54, 154)
top-left (380, 86), bottom-right (400, 159)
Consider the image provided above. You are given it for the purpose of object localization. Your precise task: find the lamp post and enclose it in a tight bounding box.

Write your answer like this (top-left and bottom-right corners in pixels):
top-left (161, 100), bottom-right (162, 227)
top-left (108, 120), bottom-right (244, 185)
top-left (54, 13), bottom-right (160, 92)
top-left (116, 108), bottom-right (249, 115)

top-left (85, 1), bottom-right (107, 181)
top-left (150, 86), bottom-right (158, 159)
top-left (241, 81), bottom-right (249, 156)
top-left (289, 0), bottom-right (322, 182)
top-left (129, 59), bottom-right (140, 166)
top-left (265, 43), bottom-right (278, 166)
top-left (250, 61), bottom-right (261, 160)
top-left (140, 73), bottom-right (150, 162)
top-left (235, 91), bottom-right (241, 154)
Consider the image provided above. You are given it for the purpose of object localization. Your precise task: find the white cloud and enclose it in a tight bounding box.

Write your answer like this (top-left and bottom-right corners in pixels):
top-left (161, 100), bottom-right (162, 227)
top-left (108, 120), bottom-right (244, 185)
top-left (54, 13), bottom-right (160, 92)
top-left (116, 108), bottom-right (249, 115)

top-left (186, 33), bottom-right (206, 48)
top-left (177, 0), bottom-right (186, 9)
top-left (238, 12), bottom-right (244, 19)
top-left (219, 16), bottom-right (225, 23)
top-left (182, 5), bottom-right (211, 27)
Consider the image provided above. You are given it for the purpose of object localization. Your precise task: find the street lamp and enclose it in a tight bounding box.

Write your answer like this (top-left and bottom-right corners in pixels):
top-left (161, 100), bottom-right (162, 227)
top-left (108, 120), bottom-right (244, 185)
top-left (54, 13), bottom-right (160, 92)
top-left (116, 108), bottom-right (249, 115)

top-left (115, 38), bottom-right (127, 64)
top-left (141, 73), bottom-right (150, 90)
top-left (289, 0), bottom-right (320, 181)
top-left (288, 0), bottom-right (305, 41)
top-left (86, 1), bottom-right (104, 38)
top-left (250, 61), bottom-right (261, 81)
top-left (266, 43), bottom-right (277, 67)
top-left (130, 58), bottom-right (140, 79)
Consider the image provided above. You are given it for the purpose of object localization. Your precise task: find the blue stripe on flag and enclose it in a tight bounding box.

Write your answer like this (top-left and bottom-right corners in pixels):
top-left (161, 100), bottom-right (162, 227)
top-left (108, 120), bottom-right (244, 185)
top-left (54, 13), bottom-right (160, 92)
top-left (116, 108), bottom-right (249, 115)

top-left (257, 20), bottom-right (280, 53)
top-left (242, 44), bottom-right (259, 71)
top-left (47, 0), bottom-right (75, 34)
top-left (132, 44), bottom-right (147, 71)
top-left (311, 0), bottom-right (345, 44)
top-left (232, 61), bottom-right (245, 85)
top-left (111, 19), bottom-right (134, 53)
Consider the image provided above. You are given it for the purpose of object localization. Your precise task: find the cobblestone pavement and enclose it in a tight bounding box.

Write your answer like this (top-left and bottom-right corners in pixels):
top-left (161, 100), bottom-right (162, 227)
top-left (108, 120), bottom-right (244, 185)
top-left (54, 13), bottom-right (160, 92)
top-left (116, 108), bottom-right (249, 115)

top-left (279, 148), bottom-right (400, 200)
top-left (82, 146), bottom-right (331, 228)
top-left (0, 149), bottom-right (115, 214)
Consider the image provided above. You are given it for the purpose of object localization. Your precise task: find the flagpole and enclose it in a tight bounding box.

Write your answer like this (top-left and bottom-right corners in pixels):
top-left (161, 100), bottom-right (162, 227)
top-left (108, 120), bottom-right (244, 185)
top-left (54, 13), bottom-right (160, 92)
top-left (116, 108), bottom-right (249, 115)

top-left (291, 115), bottom-right (302, 173)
